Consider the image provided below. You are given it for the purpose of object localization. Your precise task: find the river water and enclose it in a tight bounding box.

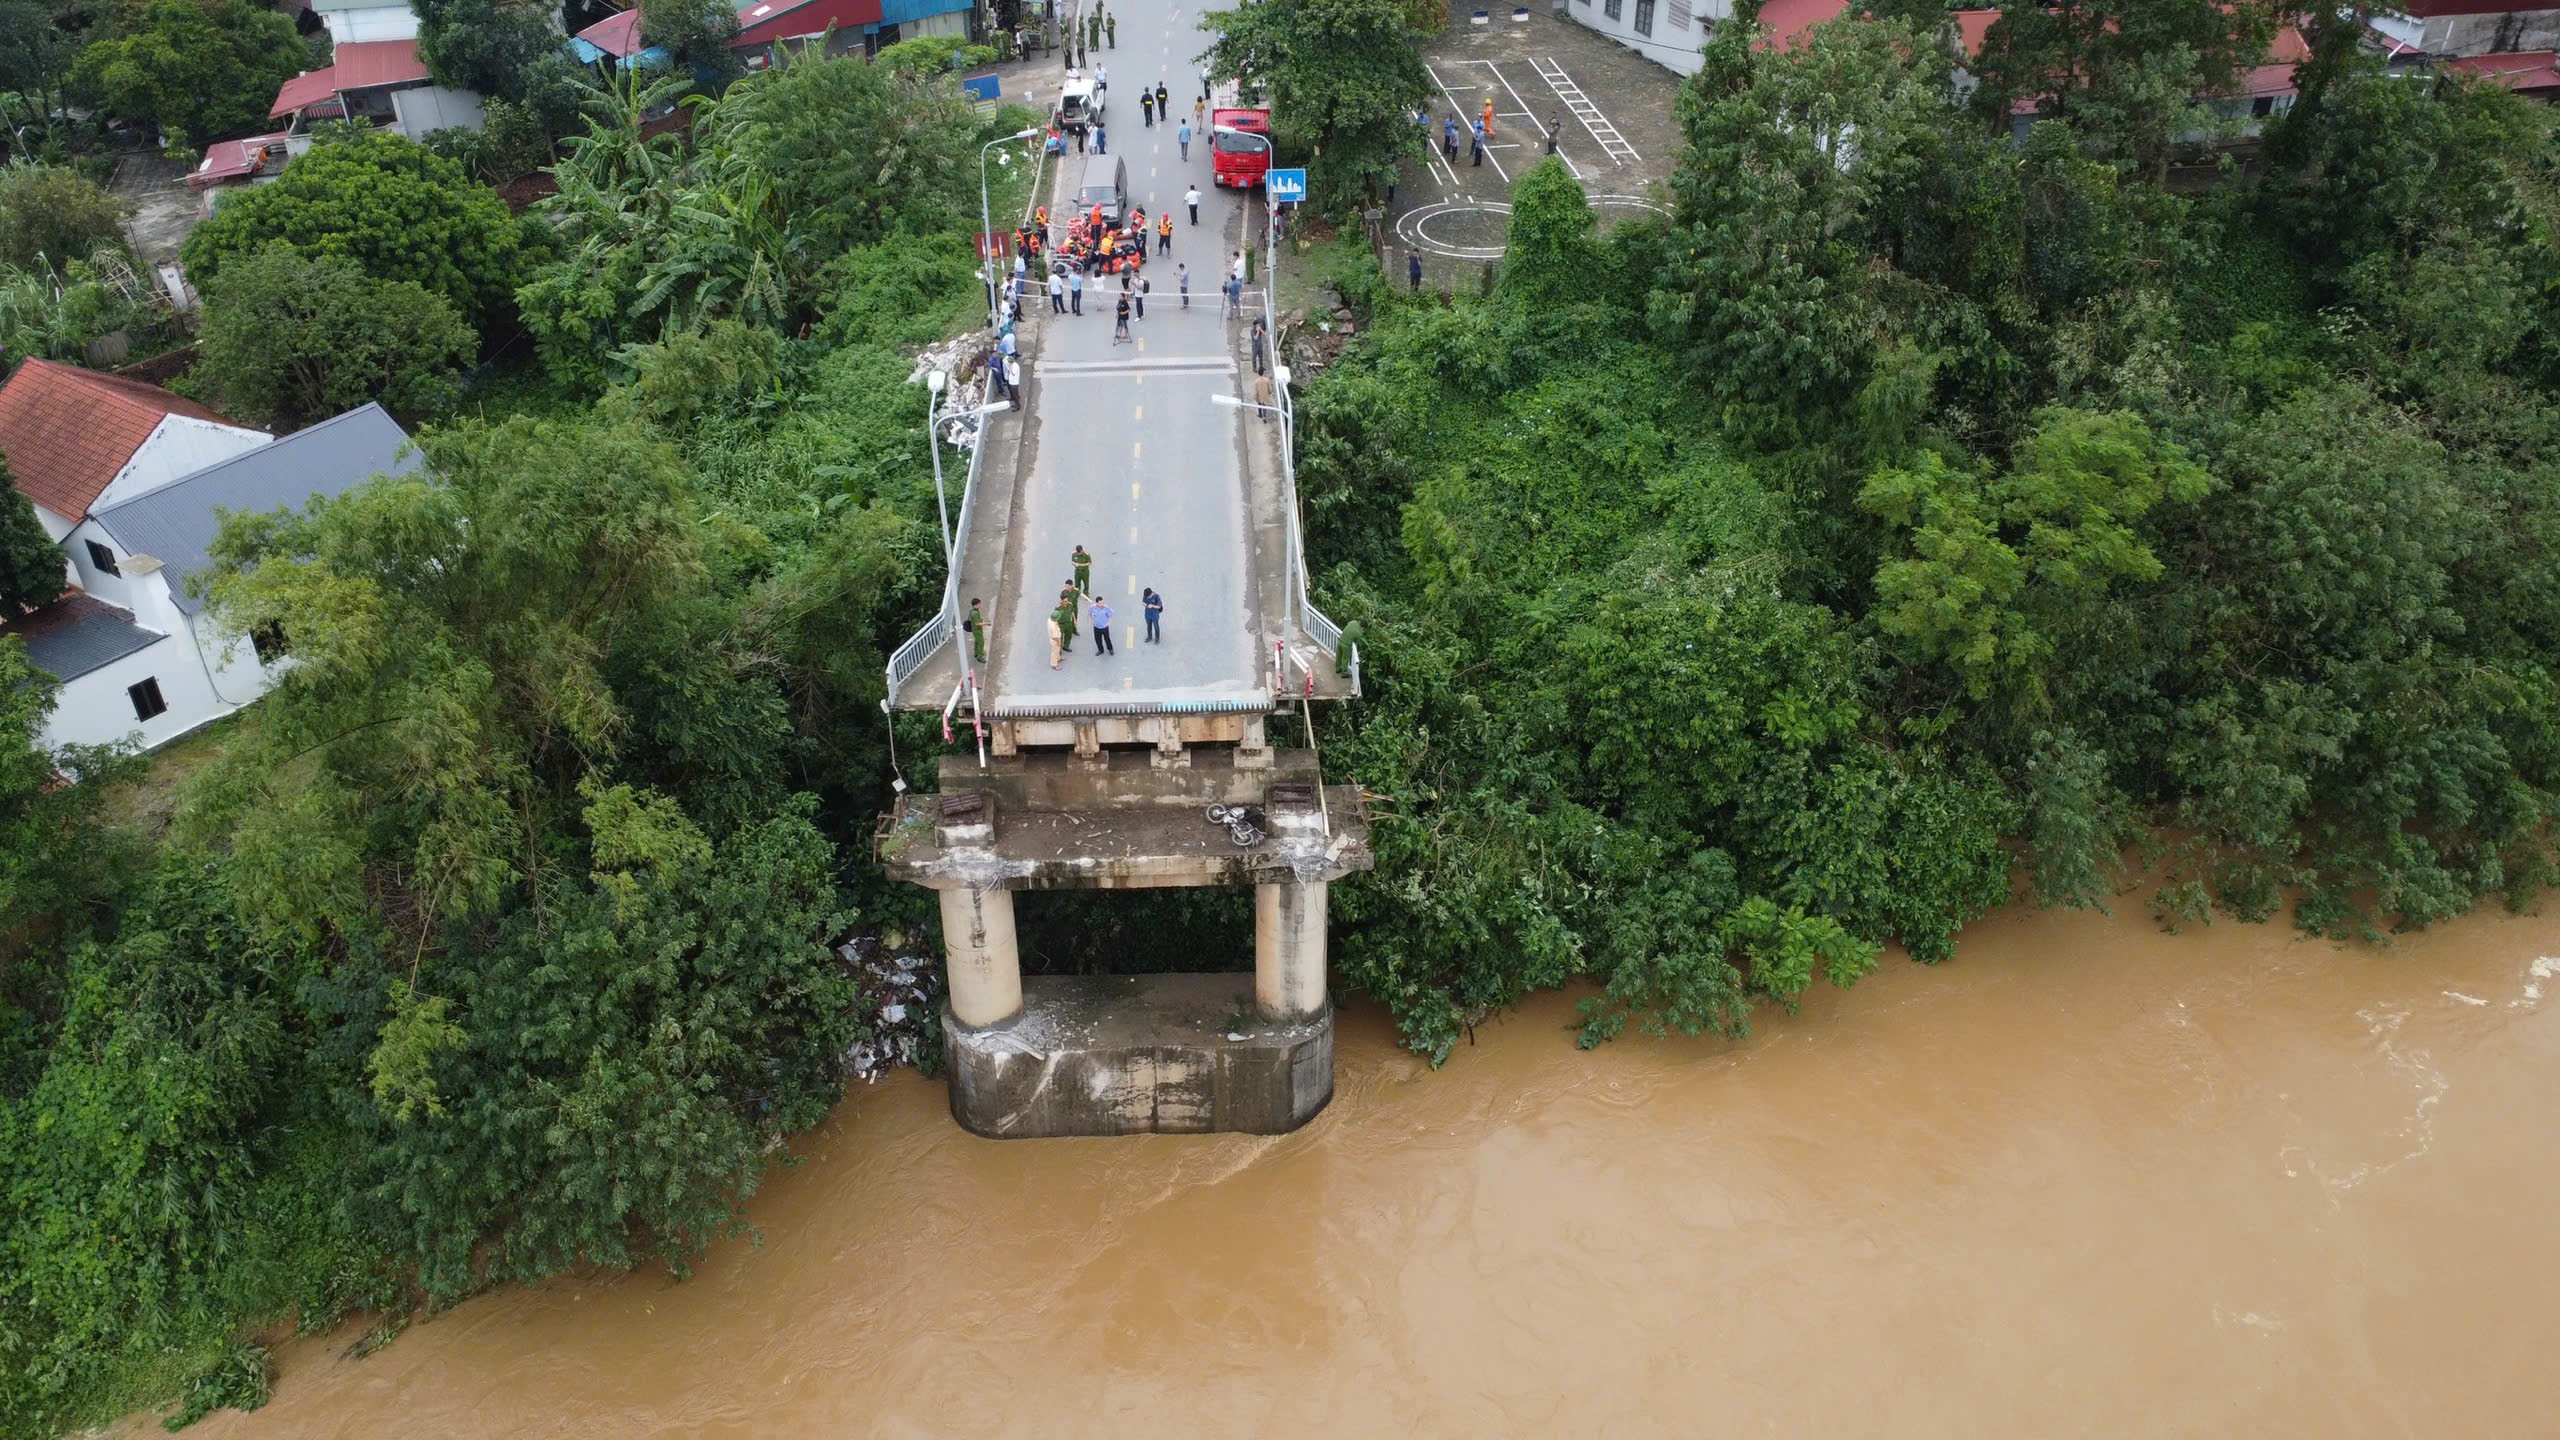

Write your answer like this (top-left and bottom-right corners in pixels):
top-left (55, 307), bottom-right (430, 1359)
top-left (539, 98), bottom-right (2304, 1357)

top-left (148, 901), bottom-right (2560, 1438)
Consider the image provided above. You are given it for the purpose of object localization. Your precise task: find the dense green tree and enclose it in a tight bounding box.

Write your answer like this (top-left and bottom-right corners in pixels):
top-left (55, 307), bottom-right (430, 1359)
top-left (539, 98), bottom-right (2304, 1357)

top-left (640, 0), bottom-right (745, 85)
top-left (1648, 4), bottom-right (1953, 447)
top-left (180, 127), bottom-right (536, 326)
top-left (414, 0), bottom-right (589, 132)
top-left (521, 56), bottom-right (982, 383)
top-left (0, 0), bottom-right (83, 139)
top-left (193, 248), bottom-right (477, 429)
top-left (1860, 407), bottom-right (2212, 711)
top-left (0, 163), bottom-right (124, 271)
top-left (0, 448), bottom-right (65, 615)
top-left (63, 0), bottom-right (308, 146)
top-left (1968, 0), bottom-right (2282, 176)
top-left (1199, 0), bottom-right (1434, 214)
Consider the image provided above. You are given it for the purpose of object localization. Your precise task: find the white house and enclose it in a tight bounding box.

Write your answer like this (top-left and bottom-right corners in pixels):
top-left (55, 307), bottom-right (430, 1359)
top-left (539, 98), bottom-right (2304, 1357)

top-left (1559, 0), bottom-right (1726, 76)
top-left (0, 362), bottom-right (420, 754)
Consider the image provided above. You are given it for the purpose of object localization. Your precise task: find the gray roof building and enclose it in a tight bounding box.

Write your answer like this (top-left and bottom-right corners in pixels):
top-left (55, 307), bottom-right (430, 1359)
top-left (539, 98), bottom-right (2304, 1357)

top-left (88, 402), bottom-right (421, 615)
top-left (7, 594), bottom-right (164, 681)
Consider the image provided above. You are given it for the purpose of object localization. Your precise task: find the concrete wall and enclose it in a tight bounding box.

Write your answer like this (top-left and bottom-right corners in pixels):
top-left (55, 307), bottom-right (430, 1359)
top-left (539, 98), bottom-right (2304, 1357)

top-left (2424, 11), bottom-right (2560, 57)
top-left (64, 518), bottom-right (141, 610)
top-left (316, 0), bottom-right (423, 44)
top-left (38, 566), bottom-right (280, 754)
top-left (392, 85), bottom-right (488, 139)
top-left (1562, 0), bottom-right (1722, 77)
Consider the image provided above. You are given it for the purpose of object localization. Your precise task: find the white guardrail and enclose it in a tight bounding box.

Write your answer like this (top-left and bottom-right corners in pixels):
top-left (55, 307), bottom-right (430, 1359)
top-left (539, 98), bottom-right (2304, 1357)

top-left (1264, 203), bottom-right (1360, 696)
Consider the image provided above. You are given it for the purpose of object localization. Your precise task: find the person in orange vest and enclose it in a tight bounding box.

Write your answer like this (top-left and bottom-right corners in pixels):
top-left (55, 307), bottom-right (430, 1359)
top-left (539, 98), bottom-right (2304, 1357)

top-left (1157, 211), bottom-right (1173, 255)
top-left (1481, 99), bottom-right (1494, 138)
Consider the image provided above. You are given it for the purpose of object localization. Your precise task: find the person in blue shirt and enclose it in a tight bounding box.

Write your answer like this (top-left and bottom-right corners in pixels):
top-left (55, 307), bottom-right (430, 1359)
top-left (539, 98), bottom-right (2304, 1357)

top-left (1142, 588), bottom-right (1163, 643)
top-left (1177, 117), bottom-right (1192, 160)
top-left (1088, 595), bottom-right (1116, 655)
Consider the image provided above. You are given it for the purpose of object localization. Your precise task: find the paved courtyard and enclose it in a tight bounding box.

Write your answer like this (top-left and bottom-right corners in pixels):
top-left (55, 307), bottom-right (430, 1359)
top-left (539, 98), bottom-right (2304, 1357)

top-left (1391, 4), bottom-right (1690, 290)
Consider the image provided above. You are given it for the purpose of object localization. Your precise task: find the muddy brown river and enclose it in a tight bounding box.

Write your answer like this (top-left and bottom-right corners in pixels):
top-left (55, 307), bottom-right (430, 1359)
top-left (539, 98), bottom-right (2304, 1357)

top-left (145, 901), bottom-right (2560, 1438)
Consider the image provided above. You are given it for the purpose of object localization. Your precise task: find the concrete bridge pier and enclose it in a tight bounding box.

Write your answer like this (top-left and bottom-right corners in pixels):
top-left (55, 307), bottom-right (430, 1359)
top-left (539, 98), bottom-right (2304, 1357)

top-left (940, 884), bottom-right (1024, 1028)
top-left (883, 753), bottom-right (1371, 1139)
top-left (1254, 878), bottom-right (1328, 1020)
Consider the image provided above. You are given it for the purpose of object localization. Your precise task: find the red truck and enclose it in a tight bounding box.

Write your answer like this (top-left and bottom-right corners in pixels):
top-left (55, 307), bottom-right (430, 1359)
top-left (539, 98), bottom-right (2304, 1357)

top-left (1209, 82), bottom-right (1271, 190)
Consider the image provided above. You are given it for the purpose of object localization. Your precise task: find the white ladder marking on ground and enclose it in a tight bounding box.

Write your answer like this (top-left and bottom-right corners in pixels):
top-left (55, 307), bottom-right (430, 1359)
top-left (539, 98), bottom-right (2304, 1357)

top-left (1530, 56), bottom-right (1640, 167)
top-left (1459, 59), bottom-right (1581, 180)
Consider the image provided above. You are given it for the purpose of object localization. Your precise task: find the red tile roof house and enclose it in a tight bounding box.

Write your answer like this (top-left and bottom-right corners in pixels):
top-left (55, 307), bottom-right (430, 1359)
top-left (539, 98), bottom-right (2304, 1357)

top-left (266, 38), bottom-right (486, 142)
top-left (0, 359), bottom-right (418, 754)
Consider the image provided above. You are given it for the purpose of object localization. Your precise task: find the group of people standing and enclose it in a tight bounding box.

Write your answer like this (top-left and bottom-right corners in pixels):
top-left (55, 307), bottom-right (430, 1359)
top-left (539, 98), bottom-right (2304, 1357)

top-left (1003, 545), bottom-right (1165, 669)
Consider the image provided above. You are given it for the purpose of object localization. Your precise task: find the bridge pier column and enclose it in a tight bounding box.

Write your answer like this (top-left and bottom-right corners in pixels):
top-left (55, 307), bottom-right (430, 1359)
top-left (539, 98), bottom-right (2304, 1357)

top-left (940, 884), bottom-right (1024, 1027)
top-left (1254, 879), bottom-right (1328, 1021)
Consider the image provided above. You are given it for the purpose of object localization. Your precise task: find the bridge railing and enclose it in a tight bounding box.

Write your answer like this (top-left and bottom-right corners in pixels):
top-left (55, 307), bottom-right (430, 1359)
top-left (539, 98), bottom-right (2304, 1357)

top-left (1265, 206), bottom-right (1359, 698)
top-left (886, 401), bottom-right (994, 706)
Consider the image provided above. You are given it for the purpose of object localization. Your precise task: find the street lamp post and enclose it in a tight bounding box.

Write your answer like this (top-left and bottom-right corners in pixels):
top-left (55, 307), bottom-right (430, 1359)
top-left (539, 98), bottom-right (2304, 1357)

top-left (924, 369), bottom-right (1012, 581)
top-left (979, 128), bottom-right (1044, 333)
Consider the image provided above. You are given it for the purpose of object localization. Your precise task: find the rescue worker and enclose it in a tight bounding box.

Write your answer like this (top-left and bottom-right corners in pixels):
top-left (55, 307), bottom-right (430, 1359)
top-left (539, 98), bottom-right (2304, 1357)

top-left (1158, 211), bottom-right (1173, 254)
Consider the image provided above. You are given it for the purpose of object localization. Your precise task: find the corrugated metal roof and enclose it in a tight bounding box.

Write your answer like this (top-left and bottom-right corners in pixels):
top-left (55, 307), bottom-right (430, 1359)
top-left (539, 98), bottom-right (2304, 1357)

top-left (89, 403), bottom-right (421, 616)
top-left (6, 594), bottom-right (165, 682)
top-left (879, 0), bottom-right (969, 25)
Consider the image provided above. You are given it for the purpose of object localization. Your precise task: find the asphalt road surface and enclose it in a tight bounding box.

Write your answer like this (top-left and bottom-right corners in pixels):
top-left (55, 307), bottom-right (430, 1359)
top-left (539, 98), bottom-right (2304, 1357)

top-left (991, 0), bottom-right (1263, 711)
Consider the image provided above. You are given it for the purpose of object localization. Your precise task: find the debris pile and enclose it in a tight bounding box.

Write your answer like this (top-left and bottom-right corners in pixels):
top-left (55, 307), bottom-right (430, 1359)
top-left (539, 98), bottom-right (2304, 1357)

top-left (839, 935), bottom-right (944, 1081)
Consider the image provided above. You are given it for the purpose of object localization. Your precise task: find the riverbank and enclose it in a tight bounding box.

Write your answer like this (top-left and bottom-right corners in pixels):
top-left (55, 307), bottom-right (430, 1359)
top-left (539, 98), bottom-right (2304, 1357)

top-left (131, 896), bottom-right (2560, 1436)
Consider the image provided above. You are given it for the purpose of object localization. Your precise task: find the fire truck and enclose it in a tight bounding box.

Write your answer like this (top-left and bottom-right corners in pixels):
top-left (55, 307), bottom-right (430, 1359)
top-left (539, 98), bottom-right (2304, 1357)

top-left (1208, 81), bottom-right (1271, 190)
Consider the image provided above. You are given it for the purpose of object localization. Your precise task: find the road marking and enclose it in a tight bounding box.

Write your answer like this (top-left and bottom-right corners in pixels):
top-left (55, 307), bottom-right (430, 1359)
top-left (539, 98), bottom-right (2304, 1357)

top-left (1427, 63), bottom-right (1510, 183)
top-left (1133, 405), bottom-right (1143, 420)
top-left (1132, 481), bottom-right (1142, 498)
top-left (1125, 675), bottom-right (1134, 690)
top-left (1041, 355), bottom-right (1237, 375)
top-left (1128, 572), bottom-right (1137, 592)
top-left (1128, 528), bottom-right (1137, 544)
top-left (1132, 441), bottom-right (1142, 459)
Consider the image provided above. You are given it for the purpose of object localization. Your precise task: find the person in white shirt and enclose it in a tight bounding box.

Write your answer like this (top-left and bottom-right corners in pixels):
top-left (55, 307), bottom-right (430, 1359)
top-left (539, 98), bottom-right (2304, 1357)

top-left (1187, 185), bottom-right (1202, 225)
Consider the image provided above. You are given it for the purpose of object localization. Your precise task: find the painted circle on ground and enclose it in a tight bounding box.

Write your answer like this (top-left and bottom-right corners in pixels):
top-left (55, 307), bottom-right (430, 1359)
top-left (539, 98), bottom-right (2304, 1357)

top-left (1397, 201), bottom-right (1512, 261)
top-left (1395, 194), bottom-right (1671, 261)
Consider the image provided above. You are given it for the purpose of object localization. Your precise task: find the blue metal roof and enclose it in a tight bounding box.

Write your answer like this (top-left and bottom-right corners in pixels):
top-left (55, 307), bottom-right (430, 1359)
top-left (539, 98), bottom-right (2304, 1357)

top-left (89, 403), bottom-right (421, 616)
top-left (880, 0), bottom-right (970, 24)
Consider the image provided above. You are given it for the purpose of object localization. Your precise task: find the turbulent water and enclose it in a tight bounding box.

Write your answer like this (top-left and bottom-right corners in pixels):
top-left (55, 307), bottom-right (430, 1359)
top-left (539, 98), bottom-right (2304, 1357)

top-left (143, 901), bottom-right (2560, 1437)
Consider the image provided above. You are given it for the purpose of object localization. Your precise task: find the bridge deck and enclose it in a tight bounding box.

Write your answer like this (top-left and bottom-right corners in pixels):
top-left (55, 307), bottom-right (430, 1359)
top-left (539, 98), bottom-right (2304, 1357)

top-left (890, 71), bottom-right (1351, 718)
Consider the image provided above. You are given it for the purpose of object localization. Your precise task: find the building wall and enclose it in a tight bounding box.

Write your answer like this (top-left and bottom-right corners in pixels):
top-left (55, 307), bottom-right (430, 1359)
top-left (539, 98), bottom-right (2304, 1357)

top-left (37, 570), bottom-right (281, 754)
top-left (316, 0), bottom-right (423, 44)
top-left (2424, 10), bottom-right (2560, 56)
top-left (391, 85), bottom-right (488, 138)
top-left (1562, 0), bottom-right (1723, 76)
top-left (93, 417), bottom-right (272, 512)
top-left (63, 518), bottom-right (141, 611)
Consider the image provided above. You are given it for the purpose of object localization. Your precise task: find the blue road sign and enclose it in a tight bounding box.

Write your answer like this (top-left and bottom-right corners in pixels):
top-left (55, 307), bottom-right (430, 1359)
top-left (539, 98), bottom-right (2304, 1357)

top-left (960, 74), bottom-right (1002, 115)
top-left (1265, 168), bottom-right (1306, 203)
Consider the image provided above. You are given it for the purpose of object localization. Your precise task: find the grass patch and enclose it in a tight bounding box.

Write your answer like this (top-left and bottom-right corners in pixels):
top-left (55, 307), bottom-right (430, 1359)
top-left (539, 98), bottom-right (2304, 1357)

top-left (101, 711), bottom-right (252, 839)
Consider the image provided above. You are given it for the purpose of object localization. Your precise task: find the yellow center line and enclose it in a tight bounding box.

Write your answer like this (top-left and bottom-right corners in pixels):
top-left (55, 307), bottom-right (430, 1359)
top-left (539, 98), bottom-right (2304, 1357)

top-left (1133, 405), bottom-right (1142, 421)
top-left (1127, 573), bottom-right (1137, 593)
top-left (1132, 481), bottom-right (1142, 498)
top-left (1132, 441), bottom-right (1143, 459)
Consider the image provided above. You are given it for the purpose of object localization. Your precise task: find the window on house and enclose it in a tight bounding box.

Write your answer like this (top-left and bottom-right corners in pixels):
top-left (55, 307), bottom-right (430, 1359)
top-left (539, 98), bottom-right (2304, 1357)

top-left (252, 622), bottom-right (289, 665)
top-left (2250, 95), bottom-right (2277, 118)
top-left (1635, 0), bottom-right (1653, 32)
top-left (86, 540), bottom-right (119, 576)
top-left (1669, 0), bottom-right (1691, 27)
top-left (128, 677), bottom-right (166, 721)
top-left (1603, 0), bottom-right (1621, 19)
